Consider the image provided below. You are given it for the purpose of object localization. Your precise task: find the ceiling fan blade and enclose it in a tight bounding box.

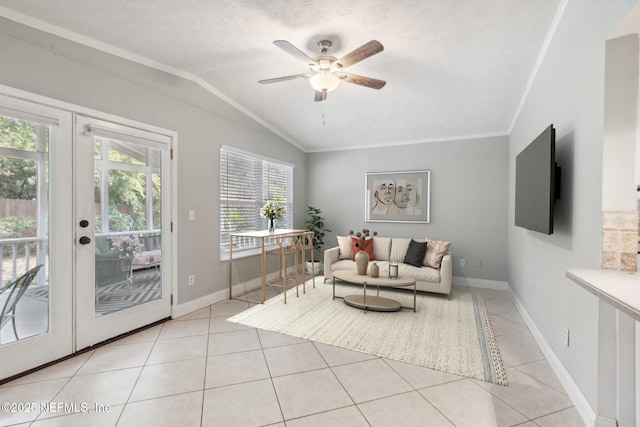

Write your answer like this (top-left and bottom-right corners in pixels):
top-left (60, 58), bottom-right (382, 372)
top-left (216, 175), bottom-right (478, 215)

top-left (336, 40), bottom-right (384, 69)
top-left (273, 40), bottom-right (318, 66)
top-left (258, 74), bottom-right (311, 84)
top-left (340, 73), bottom-right (386, 89)
top-left (314, 91), bottom-right (327, 102)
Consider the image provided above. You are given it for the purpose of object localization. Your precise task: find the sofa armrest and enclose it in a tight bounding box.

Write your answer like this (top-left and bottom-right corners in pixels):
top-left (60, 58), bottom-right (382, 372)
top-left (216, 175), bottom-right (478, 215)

top-left (439, 252), bottom-right (453, 295)
top-left (323, 246), bottom-right (340, 282)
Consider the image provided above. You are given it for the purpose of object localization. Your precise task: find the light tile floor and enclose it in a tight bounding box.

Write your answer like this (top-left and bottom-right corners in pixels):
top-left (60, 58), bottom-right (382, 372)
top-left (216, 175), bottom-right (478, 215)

top-left (0, 284), bottom-right (586, 426)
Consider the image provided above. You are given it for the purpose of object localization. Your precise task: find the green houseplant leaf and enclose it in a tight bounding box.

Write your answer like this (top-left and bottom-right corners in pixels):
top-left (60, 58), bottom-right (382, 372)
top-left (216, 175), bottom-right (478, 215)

top-left (305, 206), bottom-right (331, 260)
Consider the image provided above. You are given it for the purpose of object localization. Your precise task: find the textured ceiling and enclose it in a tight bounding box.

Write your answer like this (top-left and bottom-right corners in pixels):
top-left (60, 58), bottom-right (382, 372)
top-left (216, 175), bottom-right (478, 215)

top-left (0, 0), bottom-right (561, 152)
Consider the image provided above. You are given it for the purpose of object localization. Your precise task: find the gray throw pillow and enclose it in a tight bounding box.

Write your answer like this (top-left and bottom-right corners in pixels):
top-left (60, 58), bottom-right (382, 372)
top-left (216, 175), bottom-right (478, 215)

top-left (403, 239), bottom-right (427, 267)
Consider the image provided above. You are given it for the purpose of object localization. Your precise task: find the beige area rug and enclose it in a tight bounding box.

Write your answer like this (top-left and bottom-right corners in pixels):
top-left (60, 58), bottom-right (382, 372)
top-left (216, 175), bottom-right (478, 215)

top-left (228, 280), bottom-right (507, 385)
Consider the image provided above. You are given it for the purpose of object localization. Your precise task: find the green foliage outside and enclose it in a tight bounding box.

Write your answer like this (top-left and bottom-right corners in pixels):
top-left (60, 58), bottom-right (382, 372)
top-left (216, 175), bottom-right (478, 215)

top-left (0, 216), bottom-right (37, 256)
top-left (98, 146), bottom-right (162, 232)
top-left (0, 117), bottom-right (40, 200)
top-left (0, 116), bottom-right (161, 244)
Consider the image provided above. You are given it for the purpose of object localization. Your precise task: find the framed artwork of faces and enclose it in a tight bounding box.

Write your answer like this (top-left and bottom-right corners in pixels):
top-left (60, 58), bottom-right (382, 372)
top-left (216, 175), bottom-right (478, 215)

top-left (365, 170), bottom-right (430, 223)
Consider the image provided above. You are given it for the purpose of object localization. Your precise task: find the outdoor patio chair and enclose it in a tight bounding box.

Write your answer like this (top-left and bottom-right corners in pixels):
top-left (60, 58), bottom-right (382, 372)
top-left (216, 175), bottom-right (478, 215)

top-left (95, 254), bottom-right (133, 307)
top-left (0, 264), bottom-right (43, 345)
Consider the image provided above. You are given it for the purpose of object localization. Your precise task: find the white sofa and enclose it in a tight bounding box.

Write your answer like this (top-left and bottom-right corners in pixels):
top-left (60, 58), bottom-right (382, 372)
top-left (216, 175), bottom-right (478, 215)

top-left (323, 237), bottom-right (452, 296)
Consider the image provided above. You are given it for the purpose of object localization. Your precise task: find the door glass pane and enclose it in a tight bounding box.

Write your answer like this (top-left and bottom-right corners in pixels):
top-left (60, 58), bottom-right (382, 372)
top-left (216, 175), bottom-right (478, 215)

top-left (94, 137), bottom-right (162, 317)
top-left (0, 115), bottom-right (50, 345)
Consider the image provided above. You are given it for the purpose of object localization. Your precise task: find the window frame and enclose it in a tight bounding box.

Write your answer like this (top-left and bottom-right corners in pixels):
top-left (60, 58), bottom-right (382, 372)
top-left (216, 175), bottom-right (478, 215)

top-left (219, 145), bottom-right (293, 261)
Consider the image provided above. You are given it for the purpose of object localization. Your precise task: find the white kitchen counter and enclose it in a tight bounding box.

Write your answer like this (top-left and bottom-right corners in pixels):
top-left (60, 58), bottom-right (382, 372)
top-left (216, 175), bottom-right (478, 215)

top-left (566, 268), bottom-right (640, 322)
top-left (566, 267), bottom-right (639, 427)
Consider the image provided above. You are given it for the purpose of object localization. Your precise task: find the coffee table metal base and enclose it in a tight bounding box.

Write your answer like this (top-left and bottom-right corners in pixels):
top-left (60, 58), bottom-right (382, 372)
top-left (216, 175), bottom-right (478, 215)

top-left (343, 294), bottom-right (402, 312)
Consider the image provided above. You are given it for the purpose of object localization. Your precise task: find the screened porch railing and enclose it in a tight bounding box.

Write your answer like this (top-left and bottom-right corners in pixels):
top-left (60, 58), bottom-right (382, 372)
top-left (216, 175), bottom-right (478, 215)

top-left (0, 229), bottom-right (161, 287)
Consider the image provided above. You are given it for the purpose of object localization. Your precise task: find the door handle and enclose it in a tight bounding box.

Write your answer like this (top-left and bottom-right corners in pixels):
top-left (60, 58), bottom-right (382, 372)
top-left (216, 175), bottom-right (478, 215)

top-left (79, 236), bottom-right (91, 245)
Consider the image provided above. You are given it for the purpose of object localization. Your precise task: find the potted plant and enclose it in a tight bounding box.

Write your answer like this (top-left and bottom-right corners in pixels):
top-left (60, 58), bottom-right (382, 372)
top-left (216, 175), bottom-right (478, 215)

top-left (304, 206), bottom-right (331, 275)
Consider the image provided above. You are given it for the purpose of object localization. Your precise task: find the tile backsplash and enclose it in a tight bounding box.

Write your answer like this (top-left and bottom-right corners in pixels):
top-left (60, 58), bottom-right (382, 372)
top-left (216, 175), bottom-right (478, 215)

top-left (602, 210), bottom-right (638, 272)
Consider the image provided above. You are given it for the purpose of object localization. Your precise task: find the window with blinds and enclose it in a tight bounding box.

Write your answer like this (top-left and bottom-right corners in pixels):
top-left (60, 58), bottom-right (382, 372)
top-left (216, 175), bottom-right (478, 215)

top-left (220, 146), bottom-right (293, 260)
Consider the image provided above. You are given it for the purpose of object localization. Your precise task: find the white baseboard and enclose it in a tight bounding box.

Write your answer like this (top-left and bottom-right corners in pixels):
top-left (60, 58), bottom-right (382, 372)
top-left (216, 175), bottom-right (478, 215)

top-left (507, 286), bottom-right (597, 427)
top-left (171, 270), bottom-right (296, 318)
top-left (172, 287), bottom-right (227, 318)
top-left (453, 276), bottom-right (508, 290)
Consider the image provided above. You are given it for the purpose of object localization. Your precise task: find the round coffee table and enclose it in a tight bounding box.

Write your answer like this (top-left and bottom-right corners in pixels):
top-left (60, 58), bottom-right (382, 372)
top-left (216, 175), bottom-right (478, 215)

top-left (332, 269), bottom-right (416, 312)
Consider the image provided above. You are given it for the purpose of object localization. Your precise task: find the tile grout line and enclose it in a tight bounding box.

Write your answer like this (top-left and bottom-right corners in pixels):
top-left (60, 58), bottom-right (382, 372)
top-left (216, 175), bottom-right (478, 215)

top-left (200, 305), bottom-right (213, 427)
top-left (115, 320), bottom-right (166, 425)
top-left (256, 325), bottom-right (287, 425)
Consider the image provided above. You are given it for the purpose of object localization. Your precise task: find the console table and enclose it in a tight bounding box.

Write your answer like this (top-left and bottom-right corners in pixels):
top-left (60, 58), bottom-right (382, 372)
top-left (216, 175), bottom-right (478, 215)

top-left (228, 229), bottom-right (311, 304)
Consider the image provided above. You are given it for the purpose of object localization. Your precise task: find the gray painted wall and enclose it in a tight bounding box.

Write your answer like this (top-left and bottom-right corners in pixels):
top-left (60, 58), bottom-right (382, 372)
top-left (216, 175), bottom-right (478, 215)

top-left (307, 136), bottom-right (509, 282)
top-left (508, 0), bottom-right (638, 409)
top-left (0, 18), bottom-right (307, 304)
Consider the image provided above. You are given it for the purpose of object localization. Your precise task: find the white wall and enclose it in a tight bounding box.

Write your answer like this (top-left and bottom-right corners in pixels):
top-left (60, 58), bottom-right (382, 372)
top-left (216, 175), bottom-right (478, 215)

top-left (508, 0), bottom-right (638, 409)
top-left (307, 136), bottom-right (509, 283)
top-left (603, 34), bottom-right (638, 212)
top-left (0, 17), bottom-right (307, 304)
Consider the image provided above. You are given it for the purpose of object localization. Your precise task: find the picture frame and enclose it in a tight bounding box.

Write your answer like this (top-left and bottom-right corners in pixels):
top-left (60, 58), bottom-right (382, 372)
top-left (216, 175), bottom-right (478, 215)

top-left (365, 170), bottom-right (430, 223)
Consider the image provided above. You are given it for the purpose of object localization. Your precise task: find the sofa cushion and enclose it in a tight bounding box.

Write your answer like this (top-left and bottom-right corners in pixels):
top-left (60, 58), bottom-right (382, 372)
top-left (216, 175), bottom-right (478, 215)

top-left (373, 237), bottom-right (392, 261)
top-left (330, 259), bottom-right (441, 283)
top-left (404, 239), bottom-right (427, 267)
top-left (352, 237), bottom-right (375, 260)
top-left (330, 259), bottom-right (357, 272)
top-left (95, 236), bottom-right (110, 254)
top-left (399, 263), bottom-right (441, 283)
top-left (390, 238), bottom-right (411, 262)
top-left (336, 236), bottom-right (353, 260)
top-left (424, 240), bottom-right (451, 269)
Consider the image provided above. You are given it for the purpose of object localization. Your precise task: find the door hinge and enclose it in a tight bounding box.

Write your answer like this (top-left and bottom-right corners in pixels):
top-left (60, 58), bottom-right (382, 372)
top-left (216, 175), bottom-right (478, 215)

top-left (170, 148), bottom-right (173, 159)
top-left (170, 294), bottom-right (173, 305)
top-left (170, 222), bottom-right (173, 232)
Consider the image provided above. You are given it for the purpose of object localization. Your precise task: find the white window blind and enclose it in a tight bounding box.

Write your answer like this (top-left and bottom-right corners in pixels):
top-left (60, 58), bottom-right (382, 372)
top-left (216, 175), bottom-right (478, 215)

top-left (220, 146), bottom-right (293, 260)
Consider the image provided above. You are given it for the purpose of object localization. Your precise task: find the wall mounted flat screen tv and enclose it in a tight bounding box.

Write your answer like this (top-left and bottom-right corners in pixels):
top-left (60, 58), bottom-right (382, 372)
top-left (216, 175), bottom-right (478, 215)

top-left (515, 124), bottom-right (560, 235)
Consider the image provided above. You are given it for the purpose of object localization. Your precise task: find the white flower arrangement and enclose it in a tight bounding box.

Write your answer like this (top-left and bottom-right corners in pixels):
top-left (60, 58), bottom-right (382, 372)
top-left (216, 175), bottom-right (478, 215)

top-left (111, 236), bottom-right (142, 259)
top-left (260, 200), bottom-right (285, 220)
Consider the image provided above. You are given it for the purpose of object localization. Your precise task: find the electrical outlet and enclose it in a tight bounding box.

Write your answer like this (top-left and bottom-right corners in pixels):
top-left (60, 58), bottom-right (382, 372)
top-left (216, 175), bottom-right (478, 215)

top-left (564, 327), bottom-right (570, 346)
top-left (189, 210), bottom-right (195, 221)
top-left (460, 258), bottom-right (465, 267)
top-left (188, 275), bottom-right (195, 286)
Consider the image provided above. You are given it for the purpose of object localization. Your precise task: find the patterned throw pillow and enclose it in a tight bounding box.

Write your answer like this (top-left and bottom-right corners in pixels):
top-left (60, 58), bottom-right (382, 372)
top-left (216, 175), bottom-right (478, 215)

top-left (424, 240), bottom-right (451, 269)
top-left (351, 237), bottom-right (375, 261)
top-left (336, 236), bottom-right (353, 260)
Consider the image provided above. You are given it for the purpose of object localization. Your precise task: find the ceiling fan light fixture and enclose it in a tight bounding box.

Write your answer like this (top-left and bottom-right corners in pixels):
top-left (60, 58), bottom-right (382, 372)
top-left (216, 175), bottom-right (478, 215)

top-left (310, 71), bottom-right (340, 92)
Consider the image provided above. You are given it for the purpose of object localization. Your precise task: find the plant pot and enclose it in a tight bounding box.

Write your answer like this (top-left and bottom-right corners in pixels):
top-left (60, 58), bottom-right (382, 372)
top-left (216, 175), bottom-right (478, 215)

top-left (306, 260), bottom-right (322, 276)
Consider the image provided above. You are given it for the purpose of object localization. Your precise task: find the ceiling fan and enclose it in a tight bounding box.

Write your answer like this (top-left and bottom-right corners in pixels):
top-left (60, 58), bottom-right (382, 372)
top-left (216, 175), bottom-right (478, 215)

top-left (258, 39), bottom-right (386, 102)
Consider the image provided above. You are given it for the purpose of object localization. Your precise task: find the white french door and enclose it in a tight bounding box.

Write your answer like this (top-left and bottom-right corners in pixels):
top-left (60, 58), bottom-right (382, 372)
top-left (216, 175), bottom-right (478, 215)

top-left (0, 88), bottom-right (173, 380)
top-left (74, 116), bottom-right (172, 349)
top-left (0, 96), bottom-right (73, 379)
